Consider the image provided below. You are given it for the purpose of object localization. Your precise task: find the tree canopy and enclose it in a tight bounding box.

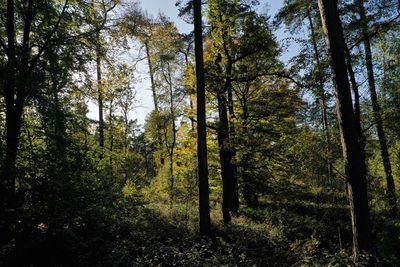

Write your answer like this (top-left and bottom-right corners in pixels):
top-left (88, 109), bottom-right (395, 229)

top-left (0, 0), bottom-right (399, 265)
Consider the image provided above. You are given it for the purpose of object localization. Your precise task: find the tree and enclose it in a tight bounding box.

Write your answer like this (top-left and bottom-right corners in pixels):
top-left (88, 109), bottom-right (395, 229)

top-left (193, 0), bottom-right (211, 236)
top-left (159, 54), bottom-right (179, 204)
top-left (0, 0), bottom-right (119, 248)
top-left (207, 0), bottom-right (282, 222)
top-left (355, 0), bottom-right (398, 216)
top-left (317, 0), bottom-right (372, 259)
top-left (96, 36), bottom-right (105, 157)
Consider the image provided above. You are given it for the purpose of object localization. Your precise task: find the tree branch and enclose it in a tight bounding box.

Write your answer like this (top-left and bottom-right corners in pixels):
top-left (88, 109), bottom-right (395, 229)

top-left (349, 14), bottom-right (400, 51)
top-left (230, 71), bottom-right (305, 88)
top-left (188, 116), bottom-right (219, 131)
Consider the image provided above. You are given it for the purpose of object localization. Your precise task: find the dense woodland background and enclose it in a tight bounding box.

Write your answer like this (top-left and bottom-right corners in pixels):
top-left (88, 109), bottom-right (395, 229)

top-left (1, 0), bottom-right (400, 266)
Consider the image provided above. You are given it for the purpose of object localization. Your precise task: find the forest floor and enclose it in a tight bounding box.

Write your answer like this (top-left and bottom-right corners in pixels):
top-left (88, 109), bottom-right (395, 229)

top-left (14, 180), bottom-right (400, 266)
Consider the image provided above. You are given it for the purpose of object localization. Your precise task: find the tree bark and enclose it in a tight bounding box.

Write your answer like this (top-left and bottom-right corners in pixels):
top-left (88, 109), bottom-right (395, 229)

top-left (318, 0), bottom-right (372, 260)
top-left (217, 92), bottom-right (235, 224)
top-left (109, 99), bottom-right (114, 168)
top-left (356, 0), bottom-right (398, 216)
top-left (225, 67), bottom-right (239, 212)
top-left (96, 36), bottom-right (105, 158)
top-left (1, 0), bottom-right (23, 248)
top-left (193, 0), bottom-right (211, 236)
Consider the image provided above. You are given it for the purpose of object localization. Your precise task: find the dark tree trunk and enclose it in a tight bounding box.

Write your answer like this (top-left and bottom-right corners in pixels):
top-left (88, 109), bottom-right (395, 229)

top-left (1, 101), bottom-right (22, 240)
top-left (217, 92), bottom-right (235, 224)
top-left (225, 70), bottom-right (239, 212)
top-left (1, 0), bottom-right (19, 248)
top-left (193, 0), bottom-right (211, 236)
top-left (357, 0), bottom-right (398, 216)
top-left (163, 62), bottom-right (177, 206)
top-left (96, 38), bottom-right (104, 158)
top-left (123, 107), bottom-right (129, 185)
top-left (344, 45), bottom-right (363, 138)
top-left (318, 0), bottom-right (372, 260)
top-left (109, 99), bottom-right (114, 168)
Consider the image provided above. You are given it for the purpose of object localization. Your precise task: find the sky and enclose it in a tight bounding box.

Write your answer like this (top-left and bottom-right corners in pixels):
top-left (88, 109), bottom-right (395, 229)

top-left (88, 0), bottom-right (295, 127)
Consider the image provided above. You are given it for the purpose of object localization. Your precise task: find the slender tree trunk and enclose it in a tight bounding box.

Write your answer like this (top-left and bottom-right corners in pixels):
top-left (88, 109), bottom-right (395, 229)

top-left (145, 41), bottom-right (164, 168)
top-left (194, 0), bottom-right (211, 236)
top-left (169, 151), bottom-right (174, 205)
top-left (123, 109), bottom-right (129, 184)
top-left (182, 49), bottom-right (196, 130)
top-left (318, 0), bottom-right (372, 260)
top-left (225, 66), bottom-right (239, 212)
top-left (166, 63), bottom-right (176, 206)
top-left (344, 46), bottom-right (363, 137)
top-left (307, 6), bottom-right (333, 185)
top-left (109, 99), bottom-right (114, 168)
top-left (96, 36), bottom-right (104, 158)
top-left (145, 42), bottom-right (159, 113)
top-left (357, 0), bottom-right (398, 216)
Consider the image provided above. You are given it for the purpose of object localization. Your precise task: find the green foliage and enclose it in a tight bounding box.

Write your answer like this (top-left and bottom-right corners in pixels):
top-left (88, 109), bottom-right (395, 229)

top-left (1, 0), bottom-right (399, 265)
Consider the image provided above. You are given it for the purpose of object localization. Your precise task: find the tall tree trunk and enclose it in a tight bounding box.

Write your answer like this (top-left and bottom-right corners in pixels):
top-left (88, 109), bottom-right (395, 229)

top-left (1, 102), bottom-right (21, 242)
top-left (357, 0), bottom-right (398, 216)
top-left (145, 42), bottom-right (159, 113)
top-left (145, 41), bottom-right (163, 168)
top-left (318, 0), bottom-right (372, 260)
top-left (1, 0), bottom-right (19, 249)
top-left (123, 109), bottom-right (129, 185)
top-left (217, 92), bottom-right (235, 224)
top-left (343, 45), bottom-right (369, 207)
top-left (193, 0), bottom-right (211, 236)
top-left (109, 99), bottom-right (114, 168)
top-left (307, 5), bottom-right (333, 185)
top-left (96, 36), bottom-right (104, 158)
top-left (165, 62), bottom-right (176, 206)
top-left (225, 66), bottom-right (239, 212)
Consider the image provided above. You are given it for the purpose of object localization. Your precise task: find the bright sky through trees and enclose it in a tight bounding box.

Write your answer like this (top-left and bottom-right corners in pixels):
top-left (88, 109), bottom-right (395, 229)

top-left (89, 0), bottom-right (289, 127)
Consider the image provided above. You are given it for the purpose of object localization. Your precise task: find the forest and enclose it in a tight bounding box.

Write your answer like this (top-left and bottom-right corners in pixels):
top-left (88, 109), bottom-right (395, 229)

top-left (0, 0), bottom-right (399, 266)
